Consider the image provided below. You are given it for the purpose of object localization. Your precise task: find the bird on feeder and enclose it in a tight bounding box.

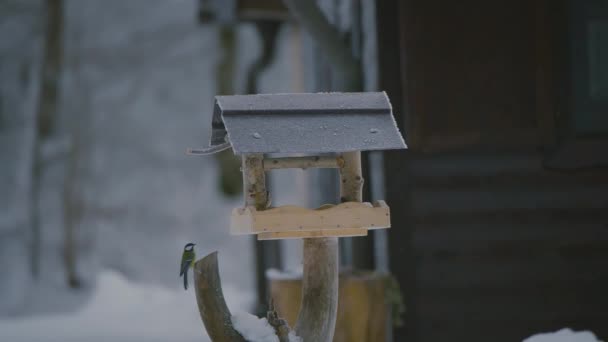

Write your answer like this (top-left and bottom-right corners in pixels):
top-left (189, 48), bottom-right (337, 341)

top-left (180, 243), bottom-right (197, 290)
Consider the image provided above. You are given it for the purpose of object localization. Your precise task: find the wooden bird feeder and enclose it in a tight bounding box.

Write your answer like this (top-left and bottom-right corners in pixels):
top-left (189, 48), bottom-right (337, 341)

top-left (189, 91), bottom-right (406, 240)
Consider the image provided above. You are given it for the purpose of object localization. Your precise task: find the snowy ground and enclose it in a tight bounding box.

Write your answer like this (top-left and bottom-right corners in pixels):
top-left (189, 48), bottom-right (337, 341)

top-left (0, 270), bottom-right (254, 342)
top-left (524, 329), bottom-right (603, 342)
top-left (0, 269), bottom-right (600, 342)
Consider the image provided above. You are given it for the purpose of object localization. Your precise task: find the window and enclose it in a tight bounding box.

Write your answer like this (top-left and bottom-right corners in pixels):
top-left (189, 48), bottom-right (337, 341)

top-left (570, 0), bottom-right (608, 135)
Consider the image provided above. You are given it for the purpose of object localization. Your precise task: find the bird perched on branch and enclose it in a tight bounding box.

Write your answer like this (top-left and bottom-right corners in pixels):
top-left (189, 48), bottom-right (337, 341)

top-left (180, 243), bottom-right (196, 290)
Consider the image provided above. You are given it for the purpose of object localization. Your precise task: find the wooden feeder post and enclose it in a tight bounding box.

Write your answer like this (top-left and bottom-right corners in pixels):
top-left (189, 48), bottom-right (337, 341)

top-left (242, 154), bottom-right (268, 210)
top-left (295, 151), bottom-right (363, 341)
top-left (188, 92), bottom-right (406, 341)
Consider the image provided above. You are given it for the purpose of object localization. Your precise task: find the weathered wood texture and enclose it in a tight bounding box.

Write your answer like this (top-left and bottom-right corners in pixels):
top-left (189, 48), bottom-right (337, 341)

top-left (193, 252), bottom-right (246, 342)
top-left (269, 272), bottom-right (389, 342)
top-left (378, 0), bottom-right (608, 341)
top-left (398, 0), bottom-right (541, 152)
top-left (386, 150), bottom-right (608, 342)
top-left (339, 152), bottom-right (364, 203)
top-left (294, 237), bottom-right (339, 342)
top-left (243, 154), bottom-right (269, 210)
top-left (242, 154), bottom-right (281, 315)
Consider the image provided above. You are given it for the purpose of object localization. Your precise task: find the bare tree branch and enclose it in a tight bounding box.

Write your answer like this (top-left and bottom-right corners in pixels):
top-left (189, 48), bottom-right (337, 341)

top-left (193, 251), bottom-right (246, 342)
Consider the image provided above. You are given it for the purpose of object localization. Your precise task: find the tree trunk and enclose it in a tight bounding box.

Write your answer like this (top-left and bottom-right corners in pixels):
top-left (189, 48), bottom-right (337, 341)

top-left (62, 134), bottom-right (81, 288)
top-left (294, 237), bottom-right (339, 342)
top-left (30, 0), bottom-right (64, 277)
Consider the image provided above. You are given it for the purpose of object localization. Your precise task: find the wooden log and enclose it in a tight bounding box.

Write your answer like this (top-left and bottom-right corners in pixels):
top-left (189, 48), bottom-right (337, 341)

top-left (269, 271), bottom-right (390, 342)
top-left (193, 252), bottom-right (246, 342)
top-left (294, 237), bottom-right (339, 342)
top-left (294, 151), bottom-right (363, 341)
top-left (230, 201), bottom-right (390, 235)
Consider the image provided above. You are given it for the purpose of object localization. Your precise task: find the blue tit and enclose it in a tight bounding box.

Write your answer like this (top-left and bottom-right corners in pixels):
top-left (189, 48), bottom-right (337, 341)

top-left (180, 243), bottom-right (196, 290)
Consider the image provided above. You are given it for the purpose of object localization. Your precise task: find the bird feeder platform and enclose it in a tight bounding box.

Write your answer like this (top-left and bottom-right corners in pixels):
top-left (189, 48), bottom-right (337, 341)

top-left (190, 92), bottom-right (407, 240)
top-left (230, 201), bottom-right (390, 240)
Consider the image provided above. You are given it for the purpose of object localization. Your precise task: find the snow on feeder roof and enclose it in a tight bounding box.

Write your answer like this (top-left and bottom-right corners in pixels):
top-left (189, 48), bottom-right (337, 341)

top-left (189, 91), bottom-right (407, 240)
top-left (204, 91), bottom-right (406, 155)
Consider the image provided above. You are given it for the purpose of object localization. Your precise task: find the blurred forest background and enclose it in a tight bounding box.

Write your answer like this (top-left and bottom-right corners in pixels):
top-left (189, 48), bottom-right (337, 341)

top-left (4, 0), bottom-right (607, 341)
top-left (0, 0), bottom-right (309, 340)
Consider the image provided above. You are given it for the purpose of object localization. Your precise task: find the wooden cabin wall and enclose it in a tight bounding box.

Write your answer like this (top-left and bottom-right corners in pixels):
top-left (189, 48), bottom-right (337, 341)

top-left (386, 151), bottom-right (608, 341)
top-left (378, 0), bottom-right (608, 341)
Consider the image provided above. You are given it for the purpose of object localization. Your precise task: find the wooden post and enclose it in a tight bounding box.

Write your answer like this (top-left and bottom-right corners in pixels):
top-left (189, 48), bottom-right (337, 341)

top-left (339, 152), bottom-right (363, 203)
top-left (243, 154), bottom-right (268, 210)
top-left (295, 237), bottom-right (339, 342)
top-left (294, 152), bottom-right (362, 341)
top-left (242, 154), bottom-right (282, 315)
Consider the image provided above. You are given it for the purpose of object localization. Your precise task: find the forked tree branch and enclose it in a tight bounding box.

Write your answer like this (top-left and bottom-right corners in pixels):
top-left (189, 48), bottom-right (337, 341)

top-left (193, 251), bottom-right (246, 342)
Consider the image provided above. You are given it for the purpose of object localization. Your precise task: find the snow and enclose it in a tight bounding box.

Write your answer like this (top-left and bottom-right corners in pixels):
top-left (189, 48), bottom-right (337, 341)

top-left (524, 328), bottom-right (603, 342)
top-left (232, 311), bottom-right (279, 342)
top-left (232, 311), bottom-right (303, 342)
top-left (288, 331), bottom-right (304, 342)
top-left (0, 270), bottom-right (254, 342)
top-left (265, 268), bottom-right (303, 281)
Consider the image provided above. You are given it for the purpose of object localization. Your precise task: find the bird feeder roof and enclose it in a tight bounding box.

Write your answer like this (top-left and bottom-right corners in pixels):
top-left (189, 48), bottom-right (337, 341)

top-left (209, 91), bottom-right (407, 155)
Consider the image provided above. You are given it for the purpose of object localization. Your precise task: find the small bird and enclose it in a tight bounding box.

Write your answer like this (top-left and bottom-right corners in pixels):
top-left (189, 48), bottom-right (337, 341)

top-left (180, 243), bottom-right (196, 290)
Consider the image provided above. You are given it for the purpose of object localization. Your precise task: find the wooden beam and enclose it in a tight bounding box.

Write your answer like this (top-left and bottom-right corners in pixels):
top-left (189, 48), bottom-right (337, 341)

top-left (243, 153), bottom-right (281, 316)
top-left (230, 201), bottom-right (390, 235)
top-left (258, 228), bottom-right (367, 240)
top-left (263, 156), bottom-right (343, 170)
top-left (243, 154), bottom-right (269, 209)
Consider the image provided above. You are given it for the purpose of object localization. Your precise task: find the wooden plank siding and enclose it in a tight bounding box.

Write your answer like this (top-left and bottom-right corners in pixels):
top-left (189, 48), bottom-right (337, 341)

top-left (397, 0), bottom-right (540, 152)
top-left (377, 0), bottom-right (608, 340)
top-left (387, 151), bottom-right (608, 341)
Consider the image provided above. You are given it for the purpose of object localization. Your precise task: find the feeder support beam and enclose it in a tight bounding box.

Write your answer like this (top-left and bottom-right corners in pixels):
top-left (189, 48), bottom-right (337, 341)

top-left (294, 152), bottom-right (362, 342)
top-left (295, 236), bottom-right (339, 342)
top-left (339, 152), bottom-right (363, 202)
top-left (243, 154), bottom-right (268, 209)
top-left (263, 155), bottom-right (343, 170)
